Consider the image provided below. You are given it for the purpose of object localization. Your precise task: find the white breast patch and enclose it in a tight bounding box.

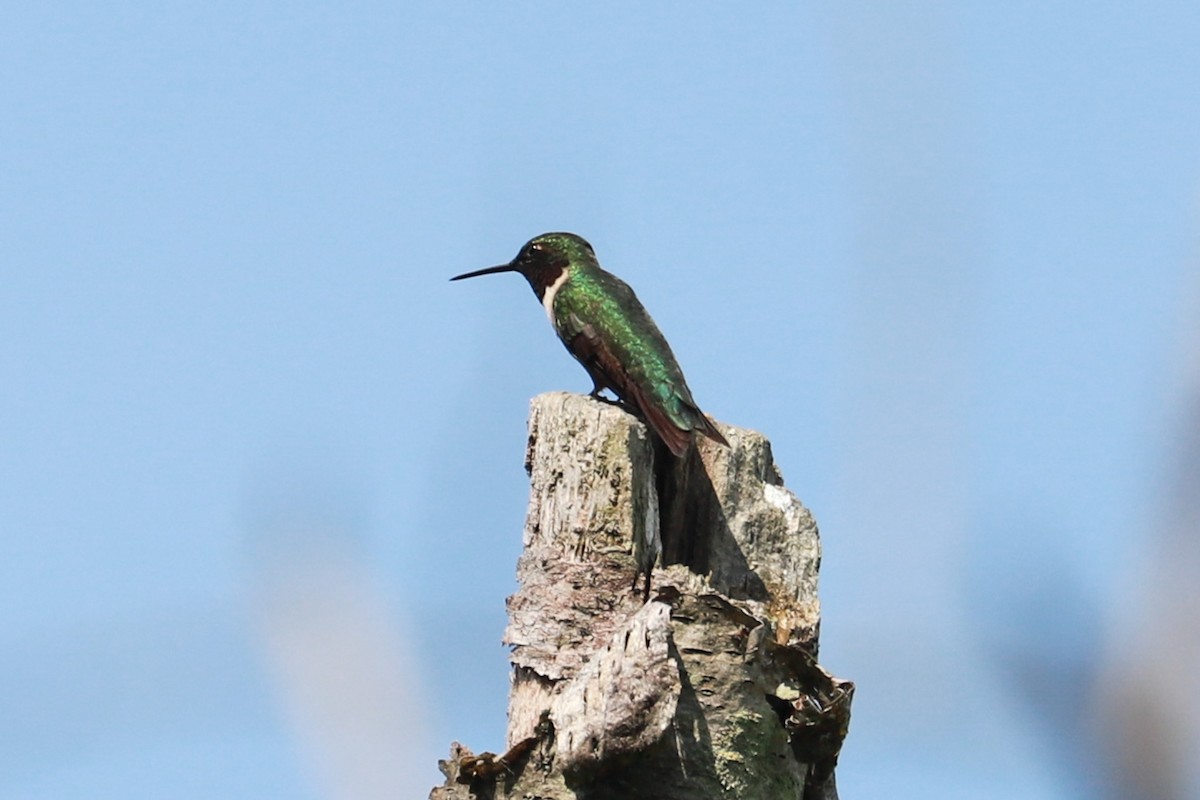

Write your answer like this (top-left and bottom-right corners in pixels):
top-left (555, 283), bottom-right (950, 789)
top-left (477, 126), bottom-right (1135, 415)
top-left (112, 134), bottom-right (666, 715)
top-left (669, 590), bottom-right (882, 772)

top-left (541, 270), bottom-right (570, 323)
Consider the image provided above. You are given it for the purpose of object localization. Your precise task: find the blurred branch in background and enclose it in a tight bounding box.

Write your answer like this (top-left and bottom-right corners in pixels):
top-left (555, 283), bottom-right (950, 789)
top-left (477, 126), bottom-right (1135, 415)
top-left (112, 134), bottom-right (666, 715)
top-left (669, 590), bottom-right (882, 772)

top-left (243, 478), bottom-right (432, 799)
top-left (823, 4), bottom-right (1063, 795)
top-left (1095, 279), bottom-right (1200, 800)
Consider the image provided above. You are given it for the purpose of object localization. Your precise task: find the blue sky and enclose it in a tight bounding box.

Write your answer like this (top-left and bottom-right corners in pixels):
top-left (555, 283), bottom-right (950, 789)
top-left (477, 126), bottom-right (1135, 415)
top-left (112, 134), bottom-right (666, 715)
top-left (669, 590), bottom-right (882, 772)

top-left (3, 3), bottom-right (1198, 798)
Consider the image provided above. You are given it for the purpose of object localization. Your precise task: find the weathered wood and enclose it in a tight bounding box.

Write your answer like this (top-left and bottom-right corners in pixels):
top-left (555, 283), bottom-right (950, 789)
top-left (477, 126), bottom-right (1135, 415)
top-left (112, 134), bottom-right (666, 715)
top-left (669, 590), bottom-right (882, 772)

top-left (431, 392), bottom-right (852, 800)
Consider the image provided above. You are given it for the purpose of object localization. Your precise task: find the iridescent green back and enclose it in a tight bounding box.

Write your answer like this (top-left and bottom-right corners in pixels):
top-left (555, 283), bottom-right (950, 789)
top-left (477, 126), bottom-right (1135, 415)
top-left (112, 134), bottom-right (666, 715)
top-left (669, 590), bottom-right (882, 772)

top-left (551, 262), bottom-right (701, 429)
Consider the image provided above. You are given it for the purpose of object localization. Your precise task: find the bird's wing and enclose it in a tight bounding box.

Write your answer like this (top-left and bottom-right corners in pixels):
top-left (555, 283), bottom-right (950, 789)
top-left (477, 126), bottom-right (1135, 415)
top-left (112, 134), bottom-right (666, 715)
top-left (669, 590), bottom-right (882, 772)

top-left (561, 312), bottom-right (692, 457)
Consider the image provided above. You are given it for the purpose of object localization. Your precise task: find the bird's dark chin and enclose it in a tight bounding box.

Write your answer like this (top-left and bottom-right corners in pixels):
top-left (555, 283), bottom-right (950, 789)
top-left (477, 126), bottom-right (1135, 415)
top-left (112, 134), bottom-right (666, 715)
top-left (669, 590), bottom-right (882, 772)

top-left (449, 263), bottom-right (517, 281)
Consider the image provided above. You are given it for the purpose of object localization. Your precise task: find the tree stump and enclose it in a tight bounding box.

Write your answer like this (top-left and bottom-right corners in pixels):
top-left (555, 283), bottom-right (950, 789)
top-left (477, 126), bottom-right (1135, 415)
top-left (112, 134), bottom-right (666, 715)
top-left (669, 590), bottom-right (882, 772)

top-left (430, 392), bottom-right (852, 800)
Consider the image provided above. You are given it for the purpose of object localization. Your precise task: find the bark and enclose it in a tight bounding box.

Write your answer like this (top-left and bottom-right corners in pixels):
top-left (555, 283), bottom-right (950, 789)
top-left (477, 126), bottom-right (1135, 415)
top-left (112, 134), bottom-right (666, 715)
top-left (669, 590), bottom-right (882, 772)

top-left (431, 393), bottom-right (852, 800)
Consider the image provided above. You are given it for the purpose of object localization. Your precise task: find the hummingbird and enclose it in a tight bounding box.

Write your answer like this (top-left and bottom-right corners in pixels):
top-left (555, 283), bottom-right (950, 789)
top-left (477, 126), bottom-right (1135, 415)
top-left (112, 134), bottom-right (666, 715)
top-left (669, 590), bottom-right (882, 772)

top-left (451, 232), bottom-right (729, 458)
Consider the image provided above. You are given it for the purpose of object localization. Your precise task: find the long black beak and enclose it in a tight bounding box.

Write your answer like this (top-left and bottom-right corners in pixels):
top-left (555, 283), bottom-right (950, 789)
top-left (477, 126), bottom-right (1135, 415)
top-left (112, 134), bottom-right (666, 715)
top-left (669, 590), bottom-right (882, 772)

top-left (450, 262), bottom-right (517, 281)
